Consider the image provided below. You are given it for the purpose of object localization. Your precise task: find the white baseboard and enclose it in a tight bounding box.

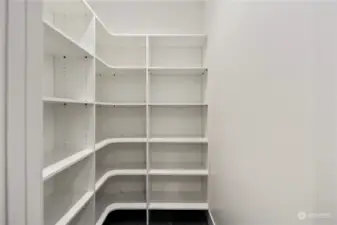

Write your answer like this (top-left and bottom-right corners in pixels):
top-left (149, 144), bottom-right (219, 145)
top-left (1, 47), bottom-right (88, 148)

top-left (207, 210), bottom-right (216, 225)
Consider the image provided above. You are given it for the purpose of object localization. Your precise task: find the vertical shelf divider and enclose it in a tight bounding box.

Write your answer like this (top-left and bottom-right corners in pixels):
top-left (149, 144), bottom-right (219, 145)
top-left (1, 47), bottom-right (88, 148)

top-left (145, 35), bottom-right (150, 225)
top-left (92, 16), bottom-right (97, 225)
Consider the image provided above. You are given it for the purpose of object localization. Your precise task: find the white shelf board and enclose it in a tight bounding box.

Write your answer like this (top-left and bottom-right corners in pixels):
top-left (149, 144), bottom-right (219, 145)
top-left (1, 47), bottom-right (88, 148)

top-left (95, 169), bottom-right (147, 191)
top-left (149, 169), bottom-right (208, 176)
top-left (149, 138), bottom-right (208, 144)
top-left (55, 191), bottom-right (94, 225)
top-left (95, 138), bottom-right (147, 152)
top-left (149, 103), bottom-right (208, 106)
top-left (96, 57), bottom-right (146, 74)
top-left (96, 102), bottom-right (146, 107)
top-left (148, 67), bottom-right (207, 74)
top-left (43, 97), bottom-right (94, 105)
top-left (43, 20), bottom-right (94, 57)
top-left (96, 203), bottom-right (146, 225)
top-left (149, 202), bottom-right (208, 210)
top-left (43, 148), bottom-right (93, 181)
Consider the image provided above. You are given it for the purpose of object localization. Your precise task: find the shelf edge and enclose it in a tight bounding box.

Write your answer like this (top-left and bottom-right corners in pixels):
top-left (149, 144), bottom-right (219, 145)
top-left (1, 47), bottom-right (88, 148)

top-left (55, 191), bottom-right (94, 225)
top-left (43, 148), bottom-right (93, 181)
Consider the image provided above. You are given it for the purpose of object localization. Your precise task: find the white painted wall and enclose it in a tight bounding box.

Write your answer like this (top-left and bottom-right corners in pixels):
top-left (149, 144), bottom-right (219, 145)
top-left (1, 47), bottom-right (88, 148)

top-left (87, 0), bottom-right (206, 34)
top-left (0, 0), bottom-right (6, 224)
top-left (205, 1), bottom-right (337, 225)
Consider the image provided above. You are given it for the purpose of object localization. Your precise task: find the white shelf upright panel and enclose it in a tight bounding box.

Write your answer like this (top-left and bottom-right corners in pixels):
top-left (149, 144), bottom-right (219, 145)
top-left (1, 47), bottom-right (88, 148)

top-left (43, 0), bottom-right (96, 224)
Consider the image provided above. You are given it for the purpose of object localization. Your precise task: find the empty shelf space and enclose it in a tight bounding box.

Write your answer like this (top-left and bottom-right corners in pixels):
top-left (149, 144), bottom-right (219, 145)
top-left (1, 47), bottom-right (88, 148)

top-left (149, 68), bottom-right (207, 104)
top-left (149, 176), bottom-right (207, 205)
top-left (95, 138), bottom-right (147, 151)
top-left (96, 178), bottom-right (146, 204)
top-left (96, 23), bottom-right (146, 67)
top-left (96, 105), bottom-right (146, 140)
top-left (43, 103), bottom-right (95, 176)
top-left (149, 143), bottom-right (207, 171)
top-left (150, 106), bottom-right (207, 138)
top-left (95, 57), bottom-right (146, 74)
top-left (149, 36), bottom-right (206, 68)
top-left (96, 143), bottom-right (146, 170)
top-left (96, 69), bottom-right (146, 104)
top-left (44, 157), bottom-right (94, 225)
top-left (95, 143), bottom-right (146, 189)
top-left (43, 53), bottom-right (95, 101)
top-left (43, 21), bottom-right (94, 57)
top-left (95, 169), bottom-right (147, 191)
top-left (43, 0), bottom-right (95, 55)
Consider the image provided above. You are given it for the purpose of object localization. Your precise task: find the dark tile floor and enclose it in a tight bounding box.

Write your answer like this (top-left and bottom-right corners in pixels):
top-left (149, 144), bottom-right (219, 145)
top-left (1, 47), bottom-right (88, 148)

top-left (103, 210), bottom-right (208, 225)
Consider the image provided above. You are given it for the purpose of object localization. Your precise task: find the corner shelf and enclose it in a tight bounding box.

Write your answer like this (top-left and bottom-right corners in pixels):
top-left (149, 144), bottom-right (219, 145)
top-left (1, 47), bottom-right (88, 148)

top-left (95, 169), bottom-right (147, 191)
top-left (42, 0), bottom-right (209, 224)
top-left (149, 169), bottom-right (208, 176)
top-left (43, 21), bottom-right (94, 57)
top-left (148, 203), bottom-right (208, 210)
top-left (95, 138), bottom-right (147, 152)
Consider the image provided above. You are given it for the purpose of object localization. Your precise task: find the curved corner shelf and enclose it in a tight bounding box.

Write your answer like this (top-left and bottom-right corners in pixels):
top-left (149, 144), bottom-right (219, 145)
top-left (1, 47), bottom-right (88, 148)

top-left (149, 137), bottom-right (208, 144)
top-left (95, 138), bottom-right (147, 152)
top-left (149, 203), bottom-right (208, 210)
top-left (96, 203), bottom-right (146, 225)
top-left (96, 57), bottom-right (146, 74)
top-left (55, 191), bottom-right (94, 225)
top-left (43, 148), bottom-right (93, 181)
top-left (95, 169), bottom-right (146, 191)
top-left (149, 169), bottom-right (208, 176)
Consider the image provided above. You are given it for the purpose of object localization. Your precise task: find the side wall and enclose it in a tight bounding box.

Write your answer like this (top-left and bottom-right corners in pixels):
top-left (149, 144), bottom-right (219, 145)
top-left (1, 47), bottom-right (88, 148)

top-left (205, 1), bottom-right (337, 225)
top-left (0, 0), bottom-right (6, 223)
top-left (87, 0), bottom-right (206, 34)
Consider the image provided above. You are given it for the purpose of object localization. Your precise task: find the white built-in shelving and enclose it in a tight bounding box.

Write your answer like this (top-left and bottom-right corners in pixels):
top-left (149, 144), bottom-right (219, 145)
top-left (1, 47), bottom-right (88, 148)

top-left (42, 0), bottom-right (208, 224)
